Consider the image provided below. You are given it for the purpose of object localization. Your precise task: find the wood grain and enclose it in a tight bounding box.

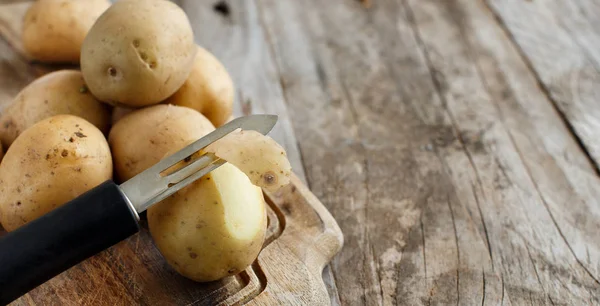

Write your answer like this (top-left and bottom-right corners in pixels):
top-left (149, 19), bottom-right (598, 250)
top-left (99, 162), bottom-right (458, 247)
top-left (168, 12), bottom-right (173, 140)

top-left (256, 0), bottom-right (600, 304)
top-left (486, 0), bottom-right (600, 171)
top-left (2, 0), bottom-right (600, 304)
top-left (405, 1), bottom-right (600, 304)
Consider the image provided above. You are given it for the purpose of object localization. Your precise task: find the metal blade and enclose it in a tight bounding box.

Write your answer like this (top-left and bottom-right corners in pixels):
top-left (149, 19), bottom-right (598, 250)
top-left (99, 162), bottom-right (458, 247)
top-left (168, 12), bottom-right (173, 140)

top-left (119, 114), bottom-right (278, 213)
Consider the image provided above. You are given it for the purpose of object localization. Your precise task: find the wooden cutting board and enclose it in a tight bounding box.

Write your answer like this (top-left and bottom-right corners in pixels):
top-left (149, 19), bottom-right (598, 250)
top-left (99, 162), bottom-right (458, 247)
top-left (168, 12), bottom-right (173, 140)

top-left (0, 2), bottom-right (343, 305)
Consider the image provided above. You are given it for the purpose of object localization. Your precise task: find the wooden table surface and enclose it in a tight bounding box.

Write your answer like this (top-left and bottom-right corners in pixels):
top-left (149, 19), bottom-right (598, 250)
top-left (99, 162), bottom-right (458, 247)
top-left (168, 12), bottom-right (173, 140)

top-left (2, 0), bottom-right (600, 305)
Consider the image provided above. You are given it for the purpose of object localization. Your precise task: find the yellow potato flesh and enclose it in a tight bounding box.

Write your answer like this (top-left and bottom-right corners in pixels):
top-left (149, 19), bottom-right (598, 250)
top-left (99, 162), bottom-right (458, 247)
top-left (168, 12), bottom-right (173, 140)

top-left (148, 163), bottom-right (267, 282)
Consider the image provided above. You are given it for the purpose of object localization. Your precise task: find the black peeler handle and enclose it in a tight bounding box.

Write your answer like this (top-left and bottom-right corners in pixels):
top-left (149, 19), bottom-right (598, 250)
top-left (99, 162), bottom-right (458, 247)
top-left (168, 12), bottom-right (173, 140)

top-left (0, 180), bottom-right (140, 304)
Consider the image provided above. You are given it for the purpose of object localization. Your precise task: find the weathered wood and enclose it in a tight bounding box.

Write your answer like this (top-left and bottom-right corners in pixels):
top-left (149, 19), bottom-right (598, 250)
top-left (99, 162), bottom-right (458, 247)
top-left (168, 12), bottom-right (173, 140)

top-left (487, 0), bottom-right (600, 171)
top-left (3, 0), bottom-right (600, 304)
top-left (405, 0), bottom-right (600, 304)
top-left (0, 2), bottom-right (28, 59)
top-left (257, 1), bottom-right (497, 304)
top-left (257, 0), bottom-right (600, 305)
top-left (0, 175), bottom-right (342, 305)
top-left (0, 36), bottom-right (34, 113)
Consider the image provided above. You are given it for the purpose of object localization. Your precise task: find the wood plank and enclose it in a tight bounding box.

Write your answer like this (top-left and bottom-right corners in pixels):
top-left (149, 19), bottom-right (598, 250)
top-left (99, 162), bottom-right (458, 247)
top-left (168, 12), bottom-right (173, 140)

top-left (257, 0), bottom-right (600, 304)
top-left (486, 0), bottom-right (600, 170)
top-left (458, 0), bottom-right (600, 291)
top-left (405, 0), bottom-right (600, 304)
top-left (533, 0), bottom-right (600, 74)
top-left (0, 2), bottom-right (29, 59)
top-left (256, 0), bottom-right (498, 305)
top-left (0, 36), bottom-right (34, 113)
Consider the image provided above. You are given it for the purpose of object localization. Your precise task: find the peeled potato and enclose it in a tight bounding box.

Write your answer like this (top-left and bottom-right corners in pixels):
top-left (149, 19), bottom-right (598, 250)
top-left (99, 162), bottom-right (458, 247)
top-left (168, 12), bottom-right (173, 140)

top-left (0, 115), bottom-right (112, 231)
top-left (206, 130), bottom-right (291, 192)
top-left (81, 0), bottom-right (196, 107)
top-left (148, 162), bottom-right (267, 282)
top-left (22, 0), bottom-right (111, 63)
top-left (108, 104), bottom-right (214, 182)
top-left (0, 70), bottom-right (110, 149)
top-left (164, 46), bottom-right (234, 127)
top-left (110, 106), bottom-right (267, 282)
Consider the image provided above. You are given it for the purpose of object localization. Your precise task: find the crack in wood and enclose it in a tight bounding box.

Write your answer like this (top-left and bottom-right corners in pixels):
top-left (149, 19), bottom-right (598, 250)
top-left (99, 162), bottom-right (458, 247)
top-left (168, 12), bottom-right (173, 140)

top-left (447, 195), bottom-right (460, 306)
top-left (481, 271), bottom-right (486, 306)
top-left (481, 0), bottom-right (600, 176)
top-left (470, 184), bottom-right (493, 270)
top-left (500, 274), bottom-right (505, 305)
top-left (420, 214), bottom-right (429, 306)
top-left (523, 242), bottom-right (544, 289)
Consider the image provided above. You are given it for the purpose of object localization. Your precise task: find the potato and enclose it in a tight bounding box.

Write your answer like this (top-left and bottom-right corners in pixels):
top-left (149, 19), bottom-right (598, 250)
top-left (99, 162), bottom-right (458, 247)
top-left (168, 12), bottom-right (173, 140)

top-left (81, 0), bottom-right (196, 107)
top-left (0, 115), bottom-right (112, 231)
top-left (206, 130), bottom-right (292, 192)
top-left (148, 162), bottom-right (267, 282)
top-left (0, 70), bottom-right (110, 149)
top-left (111, 106), bottom-right (134, 125)
top-left (164, 46), bottom-right (234, 127)
top-left (108, 104), bottom-right (214, 182)
top-left (22, 0), bottom-right (111, 63)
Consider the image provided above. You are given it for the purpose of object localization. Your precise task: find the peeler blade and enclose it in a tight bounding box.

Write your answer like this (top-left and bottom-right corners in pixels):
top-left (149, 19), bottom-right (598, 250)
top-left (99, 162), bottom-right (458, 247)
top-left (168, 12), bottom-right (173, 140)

top-left (119, 114), bottom-right (278, 213)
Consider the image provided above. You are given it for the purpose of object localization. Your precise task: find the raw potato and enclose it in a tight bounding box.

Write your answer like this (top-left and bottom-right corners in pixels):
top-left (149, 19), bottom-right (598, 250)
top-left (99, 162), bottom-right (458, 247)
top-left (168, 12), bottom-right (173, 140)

top-left (108, 104), bottom-right (214, 182)
top-left (0, 70), bottom-right (110, 149)
top-left (206, 130), bottom-right (292, 192)
top-left (148, 162), bottom-right (267, 282)
top-left (111, 106), bottom-right (134, 124)
top-left (22, 0), bottom-right (111, 63)
top-left (111, 105), bottom-right (267, 282)
top-left (164, 46), bottom-right (234, 127)
top-left (0, 115), bottom-right (112, 232)
top-left (81, 0), bottom-right (196, 107)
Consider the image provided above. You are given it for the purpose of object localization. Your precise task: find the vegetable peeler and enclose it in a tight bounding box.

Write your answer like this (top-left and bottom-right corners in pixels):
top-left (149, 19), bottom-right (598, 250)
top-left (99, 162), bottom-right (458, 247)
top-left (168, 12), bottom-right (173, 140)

top-left (0, 114), bottom-right (278, 304)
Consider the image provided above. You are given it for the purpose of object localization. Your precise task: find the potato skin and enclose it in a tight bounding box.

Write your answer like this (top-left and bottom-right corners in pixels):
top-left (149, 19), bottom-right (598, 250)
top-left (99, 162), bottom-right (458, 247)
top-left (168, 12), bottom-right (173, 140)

top-left (111, 106), bottom-right (135, 125)
top-left (81, 0), bottom-right (196, 107)
top-left (164, 46), bottom-right (234, 127)
top-left (108, 105), bottom-right (214, 182)
top-left (22, 0), bottom-right (111, 63)
top-left (0, 115), bottom-right (112, 232)
top-left (110, 104), bottom-right (266, 282)
top-left (148, 163), bottom-right (267, 282)
top-left (206, 130), bottom-right (292, 192)
top-left (0, 70), bottom-right (110, 149)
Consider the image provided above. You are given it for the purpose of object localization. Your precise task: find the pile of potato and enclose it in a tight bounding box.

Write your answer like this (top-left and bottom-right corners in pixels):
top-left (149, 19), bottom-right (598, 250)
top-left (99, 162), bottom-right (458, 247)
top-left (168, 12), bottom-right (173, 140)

top-left (0, 0), bottom-right (291, 282)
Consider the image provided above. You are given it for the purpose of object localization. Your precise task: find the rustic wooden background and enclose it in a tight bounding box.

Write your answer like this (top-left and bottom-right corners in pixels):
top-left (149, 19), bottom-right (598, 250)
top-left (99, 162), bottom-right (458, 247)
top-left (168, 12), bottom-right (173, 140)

top-left (2, 0), bottom-right (600, 305)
